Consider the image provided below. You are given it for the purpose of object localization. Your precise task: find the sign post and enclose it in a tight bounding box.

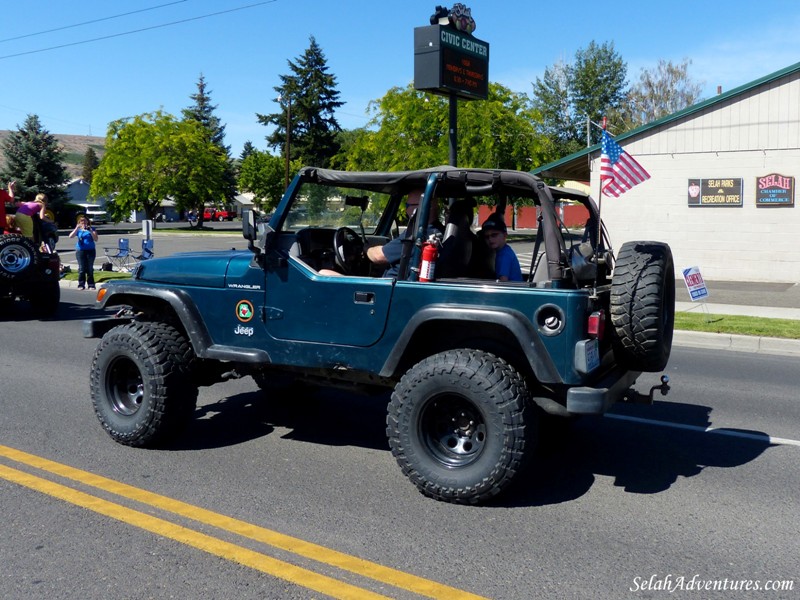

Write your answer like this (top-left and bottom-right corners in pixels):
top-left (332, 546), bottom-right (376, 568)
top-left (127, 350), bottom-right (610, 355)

top-left (682, 266), bottom-right (711, 321)
top-left (414, 4), bottom-right (489, 166)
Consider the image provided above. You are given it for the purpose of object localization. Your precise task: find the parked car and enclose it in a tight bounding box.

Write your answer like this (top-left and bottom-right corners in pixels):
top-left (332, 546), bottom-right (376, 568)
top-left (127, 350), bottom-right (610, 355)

top-left (75, 204), bottom-right (109, 224)
top-left (203, 208), bottom-right (236, 222)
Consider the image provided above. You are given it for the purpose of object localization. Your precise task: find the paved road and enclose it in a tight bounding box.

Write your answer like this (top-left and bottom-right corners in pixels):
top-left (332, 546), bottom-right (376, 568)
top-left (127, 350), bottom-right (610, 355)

top-left (1, 288), bottom-right (798, 599)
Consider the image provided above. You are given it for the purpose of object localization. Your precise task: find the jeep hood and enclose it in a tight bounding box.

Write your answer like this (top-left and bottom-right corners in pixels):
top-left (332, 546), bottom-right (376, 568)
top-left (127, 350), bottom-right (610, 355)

top-left (134, 251), bottom-right (249, 288)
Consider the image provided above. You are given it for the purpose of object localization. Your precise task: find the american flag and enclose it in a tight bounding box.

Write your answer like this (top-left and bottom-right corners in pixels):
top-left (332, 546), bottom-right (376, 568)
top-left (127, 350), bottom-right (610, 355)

top-left (600, 130), bottom-right (650, 197)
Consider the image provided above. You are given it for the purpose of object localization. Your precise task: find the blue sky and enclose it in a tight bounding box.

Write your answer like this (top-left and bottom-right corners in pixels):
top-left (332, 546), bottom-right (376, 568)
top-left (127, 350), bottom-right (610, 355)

top-left (3, 0), bottom-right (800, 157)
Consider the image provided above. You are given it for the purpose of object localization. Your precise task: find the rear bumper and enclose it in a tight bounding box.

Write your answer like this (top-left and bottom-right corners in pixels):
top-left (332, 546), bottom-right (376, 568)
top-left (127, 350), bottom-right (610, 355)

top-left (566, 368), bottom-right (641, 415)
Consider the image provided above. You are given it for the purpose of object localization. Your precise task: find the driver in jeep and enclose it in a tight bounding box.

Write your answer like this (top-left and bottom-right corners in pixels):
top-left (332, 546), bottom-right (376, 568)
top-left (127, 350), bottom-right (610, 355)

top-left (319, 190), bottom-right (442, 277)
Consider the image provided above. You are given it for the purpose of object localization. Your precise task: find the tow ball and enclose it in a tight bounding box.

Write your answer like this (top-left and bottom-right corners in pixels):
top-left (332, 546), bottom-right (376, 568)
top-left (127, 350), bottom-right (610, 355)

top-left (622, 374), bottom-right (671, 405)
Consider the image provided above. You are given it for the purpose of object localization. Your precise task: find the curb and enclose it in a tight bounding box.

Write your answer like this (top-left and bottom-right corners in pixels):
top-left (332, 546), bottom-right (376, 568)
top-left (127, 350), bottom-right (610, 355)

top-left (673, 330), bottom-right (800, 357)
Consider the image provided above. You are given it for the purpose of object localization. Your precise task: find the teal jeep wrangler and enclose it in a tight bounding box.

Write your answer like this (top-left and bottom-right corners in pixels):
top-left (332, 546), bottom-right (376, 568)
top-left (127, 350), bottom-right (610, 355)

top-left (84, 166), bottom-right (674, 504)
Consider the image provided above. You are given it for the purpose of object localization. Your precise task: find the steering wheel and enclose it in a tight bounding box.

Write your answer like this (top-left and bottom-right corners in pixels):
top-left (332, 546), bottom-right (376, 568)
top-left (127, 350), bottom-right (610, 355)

top-left (333, 227), bottom-right (365, 275)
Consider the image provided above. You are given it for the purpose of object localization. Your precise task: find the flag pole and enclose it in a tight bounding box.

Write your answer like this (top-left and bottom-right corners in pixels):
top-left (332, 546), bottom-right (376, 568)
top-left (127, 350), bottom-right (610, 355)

top-left (592, 117), bottom-right (607, 296)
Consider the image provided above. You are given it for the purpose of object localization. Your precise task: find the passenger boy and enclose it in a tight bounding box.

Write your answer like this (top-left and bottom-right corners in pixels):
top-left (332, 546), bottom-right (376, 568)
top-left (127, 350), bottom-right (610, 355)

top-left (481, 216), bottom-right (522, 281)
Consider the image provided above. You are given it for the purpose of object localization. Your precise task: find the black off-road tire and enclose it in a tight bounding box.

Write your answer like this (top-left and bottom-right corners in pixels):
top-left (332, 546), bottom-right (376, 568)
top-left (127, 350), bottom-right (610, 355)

top-left (610, 241), bottom-right (675, 372)
top-left (90, 321), bottom-right (198, 447)
top-left (387, 349), bottom-right (535, 505)
top-left (28, 280), bottom-right (60, 317)
top-left (0, 234), bottom-right (39, 281)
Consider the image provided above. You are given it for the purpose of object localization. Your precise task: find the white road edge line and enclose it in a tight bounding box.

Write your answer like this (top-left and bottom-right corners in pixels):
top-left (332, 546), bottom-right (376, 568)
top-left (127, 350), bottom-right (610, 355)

top-left (604, 414), bottom-right (800, 447)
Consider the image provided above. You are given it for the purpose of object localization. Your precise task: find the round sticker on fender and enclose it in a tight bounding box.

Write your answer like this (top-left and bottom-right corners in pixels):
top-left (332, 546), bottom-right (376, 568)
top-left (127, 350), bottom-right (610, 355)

top-left (236, 300), bottom-right (254, 322)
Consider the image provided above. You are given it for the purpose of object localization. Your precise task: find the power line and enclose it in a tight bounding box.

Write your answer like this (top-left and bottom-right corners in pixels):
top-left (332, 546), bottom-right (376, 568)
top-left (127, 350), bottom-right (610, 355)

top-left (0, 1), bottom-right (277, 60)
top-left (0, 1), bottom-right (190, 44)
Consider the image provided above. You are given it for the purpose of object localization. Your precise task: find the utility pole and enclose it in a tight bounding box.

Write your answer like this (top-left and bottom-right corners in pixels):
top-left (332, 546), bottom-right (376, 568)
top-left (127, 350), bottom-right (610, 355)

top-left (279, 95), bottom-right (292, 189)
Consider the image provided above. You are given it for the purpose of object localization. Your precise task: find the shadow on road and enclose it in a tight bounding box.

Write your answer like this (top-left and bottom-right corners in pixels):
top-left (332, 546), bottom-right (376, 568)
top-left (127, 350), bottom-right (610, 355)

top-left (501, 401), bottom-right (772, 507)
top-left (172, 384), bottom-right (390, 452)
top-left (0, 298), bottom-right (111, 322)
top-left (168, 385), bottom-right (772, 507)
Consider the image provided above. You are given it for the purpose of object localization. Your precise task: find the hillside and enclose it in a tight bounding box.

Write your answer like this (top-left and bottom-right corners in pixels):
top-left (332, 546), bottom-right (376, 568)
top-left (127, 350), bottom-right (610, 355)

top-left (0, 130), bottom-right (106, 179)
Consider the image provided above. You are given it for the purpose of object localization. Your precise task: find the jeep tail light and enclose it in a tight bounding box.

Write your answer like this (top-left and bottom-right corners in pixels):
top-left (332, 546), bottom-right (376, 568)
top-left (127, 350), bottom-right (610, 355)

top-left (588, 310), bottom-right (605, 340)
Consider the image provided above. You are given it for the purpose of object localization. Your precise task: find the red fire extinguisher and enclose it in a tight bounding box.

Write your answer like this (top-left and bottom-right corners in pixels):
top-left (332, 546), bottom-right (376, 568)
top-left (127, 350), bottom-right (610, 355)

top-left (419, 235), bottom-right (439, 282)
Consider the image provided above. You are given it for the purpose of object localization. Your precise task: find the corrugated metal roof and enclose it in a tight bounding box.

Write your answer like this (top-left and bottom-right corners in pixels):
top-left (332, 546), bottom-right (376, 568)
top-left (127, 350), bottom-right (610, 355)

top-left (532, 60), bottom-right (800, 181)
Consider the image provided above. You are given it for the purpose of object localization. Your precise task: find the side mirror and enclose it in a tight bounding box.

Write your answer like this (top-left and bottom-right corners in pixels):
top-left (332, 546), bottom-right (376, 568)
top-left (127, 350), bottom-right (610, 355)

top-left (242, 210), bottom-right (256, 241)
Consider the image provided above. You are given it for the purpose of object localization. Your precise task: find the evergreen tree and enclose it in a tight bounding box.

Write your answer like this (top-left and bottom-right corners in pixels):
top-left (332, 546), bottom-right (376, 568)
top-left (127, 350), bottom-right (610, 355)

top-left (182, 74), bottom-right (227, 149)
top-left (0, 114), bottom-right (69, 207)
top-left (240, 140), bottom-right (256, 161)
top-left (256, 36), bottom-right (344, 168)
top-left (182, 74), bottom-right (237, 202)
top-left (82, 147), bottom-right (100, 182)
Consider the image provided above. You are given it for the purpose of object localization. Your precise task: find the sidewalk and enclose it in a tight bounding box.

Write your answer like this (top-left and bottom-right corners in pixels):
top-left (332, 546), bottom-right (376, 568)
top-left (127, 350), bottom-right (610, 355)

top-left (674, 280), bottom-right (800, 356)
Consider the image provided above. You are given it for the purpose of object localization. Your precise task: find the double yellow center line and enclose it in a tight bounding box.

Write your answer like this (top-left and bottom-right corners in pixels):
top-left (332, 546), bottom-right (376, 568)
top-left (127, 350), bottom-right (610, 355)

top-left (0, 445), bottom-right (486, 600)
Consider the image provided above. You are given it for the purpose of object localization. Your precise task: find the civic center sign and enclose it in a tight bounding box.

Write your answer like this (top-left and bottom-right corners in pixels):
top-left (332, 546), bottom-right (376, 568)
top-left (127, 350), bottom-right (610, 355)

top-left (414, 4), bottom-right (489, 100)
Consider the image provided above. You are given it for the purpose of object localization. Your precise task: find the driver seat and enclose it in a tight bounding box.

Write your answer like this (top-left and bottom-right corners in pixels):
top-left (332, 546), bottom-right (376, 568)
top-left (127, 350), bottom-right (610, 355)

top-left (436, 200), bottom-right (475, 279)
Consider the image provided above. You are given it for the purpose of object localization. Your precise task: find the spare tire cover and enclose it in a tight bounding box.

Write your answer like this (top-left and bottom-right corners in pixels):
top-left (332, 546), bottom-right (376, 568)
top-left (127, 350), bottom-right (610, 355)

top-left (0, 234), bottom-right (39, 281)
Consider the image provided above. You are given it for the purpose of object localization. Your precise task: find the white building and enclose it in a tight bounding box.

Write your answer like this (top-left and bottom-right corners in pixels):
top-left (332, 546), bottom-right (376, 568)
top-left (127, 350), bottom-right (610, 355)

top-left (535, 61), bottom-right (800, 283)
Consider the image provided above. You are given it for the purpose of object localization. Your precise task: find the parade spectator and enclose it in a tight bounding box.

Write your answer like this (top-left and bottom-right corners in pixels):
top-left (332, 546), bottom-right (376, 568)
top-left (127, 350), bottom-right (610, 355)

top-left (69, 215), bottom-right (99, 290)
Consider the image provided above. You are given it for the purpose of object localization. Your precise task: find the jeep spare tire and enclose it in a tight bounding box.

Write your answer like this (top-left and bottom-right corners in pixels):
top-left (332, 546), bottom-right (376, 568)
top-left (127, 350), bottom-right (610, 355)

top-left (0, 234), bottom-right (39, 280)
top-left (610, 241), bottom-right (675, 372)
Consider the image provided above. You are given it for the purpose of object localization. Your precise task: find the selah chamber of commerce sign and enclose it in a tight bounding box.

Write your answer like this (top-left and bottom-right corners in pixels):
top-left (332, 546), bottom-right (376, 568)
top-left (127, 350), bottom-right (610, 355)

top-left (755, 173), bottom-right (794, 207)
top-left (687, 178), bottom-right (743, 207)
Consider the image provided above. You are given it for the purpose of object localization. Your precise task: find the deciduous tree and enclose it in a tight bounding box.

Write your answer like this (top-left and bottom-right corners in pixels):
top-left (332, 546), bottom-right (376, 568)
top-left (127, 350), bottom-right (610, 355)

top-left (238, 150), bottom-right (300, 211)
top-left (91, 111), bottom-right (229, 224)
top-left (335, 83), bottom-right (547, 173)
top-left (620, 59), bottom-right (704, 128)
top-left (532, 41), bottom-right (627, 154)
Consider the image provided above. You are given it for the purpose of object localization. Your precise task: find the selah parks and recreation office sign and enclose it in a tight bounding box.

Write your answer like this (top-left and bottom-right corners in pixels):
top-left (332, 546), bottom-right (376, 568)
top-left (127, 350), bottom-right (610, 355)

top-left (414, 25), bottom-right (489, 100)
top-left (687, 178), bottom-right (743, 207)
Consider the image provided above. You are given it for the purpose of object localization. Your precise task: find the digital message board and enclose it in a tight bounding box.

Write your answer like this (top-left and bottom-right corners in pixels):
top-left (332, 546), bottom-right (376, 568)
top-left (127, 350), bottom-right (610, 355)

top-left (414, 24), bottom-right (489, 100)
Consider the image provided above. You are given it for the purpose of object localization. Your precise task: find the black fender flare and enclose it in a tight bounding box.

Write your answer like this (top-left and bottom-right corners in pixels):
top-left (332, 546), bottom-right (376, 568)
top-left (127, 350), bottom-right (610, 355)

top-left (379, 304), bottom-right (562, 384)
top-left (97, 283), bottom-right (271, 363)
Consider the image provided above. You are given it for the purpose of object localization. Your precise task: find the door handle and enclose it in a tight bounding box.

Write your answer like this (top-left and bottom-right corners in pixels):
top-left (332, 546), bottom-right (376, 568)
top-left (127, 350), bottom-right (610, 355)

top-left (353, 291), bottom-right (375, 304)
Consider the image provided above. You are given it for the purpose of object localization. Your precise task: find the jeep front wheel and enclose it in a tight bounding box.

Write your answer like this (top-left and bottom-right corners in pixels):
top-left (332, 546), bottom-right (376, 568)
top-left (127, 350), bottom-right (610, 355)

top-left (387, 349), bottom-right (535, 504)
top-left (90, 321), bottom-right (198, 447)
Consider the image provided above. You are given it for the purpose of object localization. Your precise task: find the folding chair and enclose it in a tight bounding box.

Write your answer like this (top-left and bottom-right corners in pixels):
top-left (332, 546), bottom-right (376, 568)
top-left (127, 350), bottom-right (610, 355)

top-left (135, 238), bottom-right (154, 261)
top-left (103, 238), bottom-right (136, 272)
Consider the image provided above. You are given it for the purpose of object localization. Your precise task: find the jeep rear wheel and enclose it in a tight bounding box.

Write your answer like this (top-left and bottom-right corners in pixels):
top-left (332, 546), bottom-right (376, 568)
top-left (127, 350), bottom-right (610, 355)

top-left (90, 321), bottom-right (198, 447)
top-left (0, 234), bottom-right (39, 281)
top-left (610, 241), bottom-right (675, 372)
top-left (387, 349), bottom-right (535, 504)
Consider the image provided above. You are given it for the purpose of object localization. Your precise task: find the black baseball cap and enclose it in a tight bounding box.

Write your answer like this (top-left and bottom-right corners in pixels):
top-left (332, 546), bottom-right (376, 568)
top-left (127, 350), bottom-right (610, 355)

top-left (481, 217), bottom-right (507, 234)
